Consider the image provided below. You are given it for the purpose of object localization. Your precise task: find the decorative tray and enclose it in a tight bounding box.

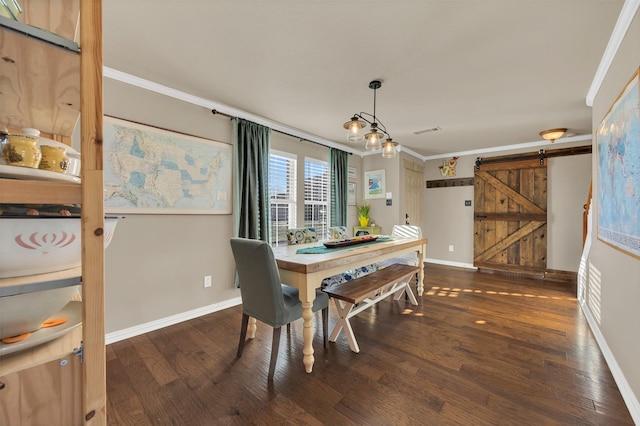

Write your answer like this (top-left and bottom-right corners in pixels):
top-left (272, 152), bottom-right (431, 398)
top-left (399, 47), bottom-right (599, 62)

top-left (323, 235), bottom-right (378, 248)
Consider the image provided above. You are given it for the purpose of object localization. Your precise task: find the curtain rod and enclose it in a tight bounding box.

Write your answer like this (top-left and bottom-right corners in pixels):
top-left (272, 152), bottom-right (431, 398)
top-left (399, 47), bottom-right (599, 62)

top-left (211, 109), bottom-right (350, 154)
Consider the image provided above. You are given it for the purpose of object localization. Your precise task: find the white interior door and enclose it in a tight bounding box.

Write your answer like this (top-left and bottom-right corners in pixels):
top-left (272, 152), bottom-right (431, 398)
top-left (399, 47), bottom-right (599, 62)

top-left (403, 161), bottom-right (424, 226)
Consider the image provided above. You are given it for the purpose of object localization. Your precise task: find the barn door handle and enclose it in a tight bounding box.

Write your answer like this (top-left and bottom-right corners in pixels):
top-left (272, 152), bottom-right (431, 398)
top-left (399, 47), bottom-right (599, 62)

top-left (475, 215), bottom-right (487, 219)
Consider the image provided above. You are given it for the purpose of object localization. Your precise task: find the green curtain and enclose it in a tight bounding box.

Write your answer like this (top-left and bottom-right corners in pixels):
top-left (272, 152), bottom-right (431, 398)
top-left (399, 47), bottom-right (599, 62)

top-left (233, 118), bottom-right (271, 242)
top-left (330, 147), bottom-right (349, 226)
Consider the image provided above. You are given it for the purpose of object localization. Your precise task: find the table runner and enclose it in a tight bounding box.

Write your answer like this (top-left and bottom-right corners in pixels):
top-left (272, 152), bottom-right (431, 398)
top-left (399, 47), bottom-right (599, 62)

top-left (295, 237), bottom-right (391, 254)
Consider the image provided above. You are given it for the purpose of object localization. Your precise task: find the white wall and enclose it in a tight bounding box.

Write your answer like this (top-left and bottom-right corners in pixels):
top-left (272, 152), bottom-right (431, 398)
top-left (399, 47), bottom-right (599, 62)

top-left (547, 155), bottom-right (592, 270)
top-left (585, 8), bottom-right (640, 418)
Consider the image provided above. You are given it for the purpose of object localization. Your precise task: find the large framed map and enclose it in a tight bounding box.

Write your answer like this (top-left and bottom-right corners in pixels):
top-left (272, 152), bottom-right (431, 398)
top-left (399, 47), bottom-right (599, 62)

top-left (104, 116), bottom-right (232, 214)
top-left (597, 68), bottom-right (640, 259)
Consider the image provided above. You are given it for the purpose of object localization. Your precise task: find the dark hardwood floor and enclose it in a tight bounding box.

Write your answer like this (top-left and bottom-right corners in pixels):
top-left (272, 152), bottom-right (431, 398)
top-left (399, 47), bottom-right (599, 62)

top-left (106, 264), bottom-right (633, 425)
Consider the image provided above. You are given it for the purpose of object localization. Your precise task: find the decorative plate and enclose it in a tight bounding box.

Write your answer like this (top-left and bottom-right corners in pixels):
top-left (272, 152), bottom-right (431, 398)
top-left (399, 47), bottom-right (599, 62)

top-left (0, 164), bottom-right (80, 183)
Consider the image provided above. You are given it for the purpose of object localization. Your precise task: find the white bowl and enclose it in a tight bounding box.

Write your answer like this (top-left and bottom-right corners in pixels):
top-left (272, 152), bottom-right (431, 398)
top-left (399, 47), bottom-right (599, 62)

top-left (0, 216), bottom-right (121, 278)
top-left (0, 284), bottom-right (80, 340)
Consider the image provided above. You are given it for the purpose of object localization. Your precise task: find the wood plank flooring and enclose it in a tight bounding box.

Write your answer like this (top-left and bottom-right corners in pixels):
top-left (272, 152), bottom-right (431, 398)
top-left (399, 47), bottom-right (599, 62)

top-left (106, 264), bottom-right (634, 425)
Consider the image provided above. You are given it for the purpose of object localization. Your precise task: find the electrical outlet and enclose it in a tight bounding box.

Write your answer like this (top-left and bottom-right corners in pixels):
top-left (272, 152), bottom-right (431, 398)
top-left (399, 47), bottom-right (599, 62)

top-left (448, 245), bottom-right (454, 252)
top-left (204, 275), bottom-right (212, 288)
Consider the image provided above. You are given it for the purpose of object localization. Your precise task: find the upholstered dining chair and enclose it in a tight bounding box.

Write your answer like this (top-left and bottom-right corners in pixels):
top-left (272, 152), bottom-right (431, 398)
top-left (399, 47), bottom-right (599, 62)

top-left (230, 237), bottom-right (328, 380)
top-left (328, 226), bottom-right (349, 239)
top-left (379, 224), bottom-right (423, 289)
top-left (321, 226), bottom-right (379, 289)
top-left (378, 225), bottom-right (422, 265)
top-left (285, 227), bottom-right (317, 245)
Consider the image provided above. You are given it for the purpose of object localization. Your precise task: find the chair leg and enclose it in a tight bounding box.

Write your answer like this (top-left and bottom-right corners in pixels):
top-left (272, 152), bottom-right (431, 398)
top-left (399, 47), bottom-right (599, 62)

top-left (268, 327), bottom-right (282, 381)
top-left (237, 313), bottom-right (249, 358)
top-left (322, 307), bottom-right (328, 349)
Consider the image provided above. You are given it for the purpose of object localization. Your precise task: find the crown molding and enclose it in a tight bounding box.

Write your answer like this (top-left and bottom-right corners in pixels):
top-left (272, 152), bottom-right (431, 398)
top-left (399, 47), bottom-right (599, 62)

top-left (586, 0), bottom-right (640, 107)
top-left (103, 67), bottom-right (362, 155)
top-left (422, 134), bottom-right (592, 161)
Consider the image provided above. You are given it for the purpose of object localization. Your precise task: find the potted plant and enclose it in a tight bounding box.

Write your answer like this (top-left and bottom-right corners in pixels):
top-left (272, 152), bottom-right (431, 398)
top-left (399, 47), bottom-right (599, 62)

top-left (357, 202), bottom-right (370, 227)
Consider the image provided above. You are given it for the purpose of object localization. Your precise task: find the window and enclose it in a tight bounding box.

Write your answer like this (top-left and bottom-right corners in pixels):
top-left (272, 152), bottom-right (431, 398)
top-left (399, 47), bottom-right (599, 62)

top-left (269, 151), bottom-right (296, 246)
top-left (304, 158), bottom-right (329, 239)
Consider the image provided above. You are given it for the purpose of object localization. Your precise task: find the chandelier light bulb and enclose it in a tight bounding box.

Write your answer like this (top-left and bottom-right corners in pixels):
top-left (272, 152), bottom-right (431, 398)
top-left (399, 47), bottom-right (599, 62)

top-left (382, 139), bottom-right (398, 158)
top-left (365, 130), bottom-right (382, 150)
top-left (344, 116), bottom-right (365, 142)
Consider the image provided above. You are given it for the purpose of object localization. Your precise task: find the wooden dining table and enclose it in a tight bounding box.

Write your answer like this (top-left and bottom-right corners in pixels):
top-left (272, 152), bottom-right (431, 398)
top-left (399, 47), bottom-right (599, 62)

top-left (269, 236), bottom-right (428, 373)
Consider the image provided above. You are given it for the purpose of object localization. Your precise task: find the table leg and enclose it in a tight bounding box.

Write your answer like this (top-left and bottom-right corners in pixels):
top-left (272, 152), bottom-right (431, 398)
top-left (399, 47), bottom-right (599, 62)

top-left (301, 301), bottom-right (315, 373)
top-left (247, 317), bottom-right (257, 339)
top-left (418, 244), bottom-right (426, 296)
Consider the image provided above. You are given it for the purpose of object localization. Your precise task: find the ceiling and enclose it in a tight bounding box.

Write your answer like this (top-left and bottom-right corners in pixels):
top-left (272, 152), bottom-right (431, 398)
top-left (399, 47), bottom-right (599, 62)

top-left (102, 1), bottom-right (625, 159)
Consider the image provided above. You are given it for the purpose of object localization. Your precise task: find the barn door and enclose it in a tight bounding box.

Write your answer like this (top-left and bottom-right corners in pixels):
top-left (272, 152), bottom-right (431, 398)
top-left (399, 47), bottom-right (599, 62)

top-left (474, 158), bottom-right (547, 274)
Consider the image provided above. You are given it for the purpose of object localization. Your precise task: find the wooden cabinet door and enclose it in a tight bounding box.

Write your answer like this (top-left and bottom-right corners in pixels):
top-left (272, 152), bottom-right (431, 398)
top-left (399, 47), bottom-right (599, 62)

top-left (474, 159), bottom-right (547, 274)
top-left (0, 353), bottom-right (82, 426)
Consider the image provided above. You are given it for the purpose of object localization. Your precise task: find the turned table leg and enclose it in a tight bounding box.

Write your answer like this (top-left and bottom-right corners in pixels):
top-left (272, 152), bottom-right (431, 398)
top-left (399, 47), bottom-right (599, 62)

top-left (301, 301), bottom-right (314, 373)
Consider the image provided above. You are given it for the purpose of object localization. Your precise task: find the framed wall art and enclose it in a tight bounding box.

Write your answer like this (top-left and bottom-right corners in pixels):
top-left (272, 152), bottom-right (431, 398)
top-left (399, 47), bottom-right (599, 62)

top-left (103, 116), bottom-right (232, 214)
top-left (364, 169), bottom-right (385, 199)
top-left (348, 166), bottom-right (357, 180)
top-left (596, 67), bottom-right (640, 258)
top-left (348, 182), bottom-right (356, 205)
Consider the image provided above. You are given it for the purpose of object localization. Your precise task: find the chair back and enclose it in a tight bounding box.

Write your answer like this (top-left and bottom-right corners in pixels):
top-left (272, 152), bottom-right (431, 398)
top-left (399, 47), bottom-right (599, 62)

top-left (230, 238), bottom-right (291, 326)
top-left (378, 225), bottom-right (423, 268)
top-left (391, 225), bottom-right (422, 239)
top-left (286, 227), bottom-right (317, 245)
top-left (328, 226), bottom-right (349, 239)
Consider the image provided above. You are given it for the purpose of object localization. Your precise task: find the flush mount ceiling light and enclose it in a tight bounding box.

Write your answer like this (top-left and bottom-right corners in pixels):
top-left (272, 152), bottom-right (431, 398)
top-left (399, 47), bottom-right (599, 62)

top-left (343, 80), bottom-right (399, 158)
top-left (539, 128), bottom-right (567, 142)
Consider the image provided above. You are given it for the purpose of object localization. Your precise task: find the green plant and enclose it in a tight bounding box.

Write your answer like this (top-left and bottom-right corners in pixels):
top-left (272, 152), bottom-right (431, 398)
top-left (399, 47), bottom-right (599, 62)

top-left (357, 202), bottom-right (370, 219)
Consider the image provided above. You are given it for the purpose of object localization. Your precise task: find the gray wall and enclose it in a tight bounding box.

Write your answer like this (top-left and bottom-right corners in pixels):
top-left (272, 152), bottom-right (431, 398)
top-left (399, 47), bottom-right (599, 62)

top-left (359, 149), bottom-right (423, 234)
top-left (587, 10), bottom-right (640, 410)
top-left (103, 77), bottom-right (593, 335)
top-left (104, 80), bottom-right (238, 333)
top-left (103, 79), bottom-right (364, 333)
top-left (422, 147), bottom-right (591, 270)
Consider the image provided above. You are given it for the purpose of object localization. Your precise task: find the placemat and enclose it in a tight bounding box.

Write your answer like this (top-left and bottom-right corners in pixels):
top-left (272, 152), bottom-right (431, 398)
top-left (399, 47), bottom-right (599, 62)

top-left (296, 237), bottom-right (391, 254)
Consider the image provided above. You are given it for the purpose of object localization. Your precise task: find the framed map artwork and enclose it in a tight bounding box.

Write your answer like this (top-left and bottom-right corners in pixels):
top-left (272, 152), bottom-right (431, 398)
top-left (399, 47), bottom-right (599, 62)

top-left (103, 116), bottom-right (232, 214)
top-left (596, 67), bottom-right (640, 259)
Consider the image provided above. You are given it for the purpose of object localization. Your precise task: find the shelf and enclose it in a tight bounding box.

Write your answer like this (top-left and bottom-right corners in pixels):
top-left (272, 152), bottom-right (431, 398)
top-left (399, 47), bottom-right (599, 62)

top-left (0, 15), bottom-right (79, 51)
top-left (0, 22), bottom-right (80, 137)
top-left (1, 1), bottom-right (105, 421)
top-left (0, 267), bottom-right (82, 293)
top-left (18, 0), bottom-right (80, 43)
top-left (0, 178), bottom-right (81, 204)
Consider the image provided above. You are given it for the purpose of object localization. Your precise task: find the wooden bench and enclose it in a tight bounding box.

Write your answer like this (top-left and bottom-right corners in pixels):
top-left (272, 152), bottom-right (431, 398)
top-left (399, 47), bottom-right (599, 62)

top-left (322, 263), bottom-right (419, 353)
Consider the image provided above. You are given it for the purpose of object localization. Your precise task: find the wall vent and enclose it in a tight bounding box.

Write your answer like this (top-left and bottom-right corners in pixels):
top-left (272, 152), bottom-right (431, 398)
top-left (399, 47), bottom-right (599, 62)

top-left (414, 127), bottom-right (441, 135)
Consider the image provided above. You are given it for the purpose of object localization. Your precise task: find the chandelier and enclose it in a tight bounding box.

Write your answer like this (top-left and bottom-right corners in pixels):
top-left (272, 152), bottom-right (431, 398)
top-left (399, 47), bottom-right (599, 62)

top-left (343, 80), bottom-right (399, 158)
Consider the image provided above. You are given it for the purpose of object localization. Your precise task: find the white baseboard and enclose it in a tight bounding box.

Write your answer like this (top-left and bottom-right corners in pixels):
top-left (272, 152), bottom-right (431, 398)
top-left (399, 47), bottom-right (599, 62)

top-left (424, 258), bottom-right (476, 269)
top-left (579, 300), bottom-right (640, 424)
top-left (105, 297), bottom-right (242, 345)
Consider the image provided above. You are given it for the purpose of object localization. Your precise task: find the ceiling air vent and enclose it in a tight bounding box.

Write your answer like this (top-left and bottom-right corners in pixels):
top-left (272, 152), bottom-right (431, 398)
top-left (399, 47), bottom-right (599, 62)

top-left (414, 127), bottom-right (441, 135)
